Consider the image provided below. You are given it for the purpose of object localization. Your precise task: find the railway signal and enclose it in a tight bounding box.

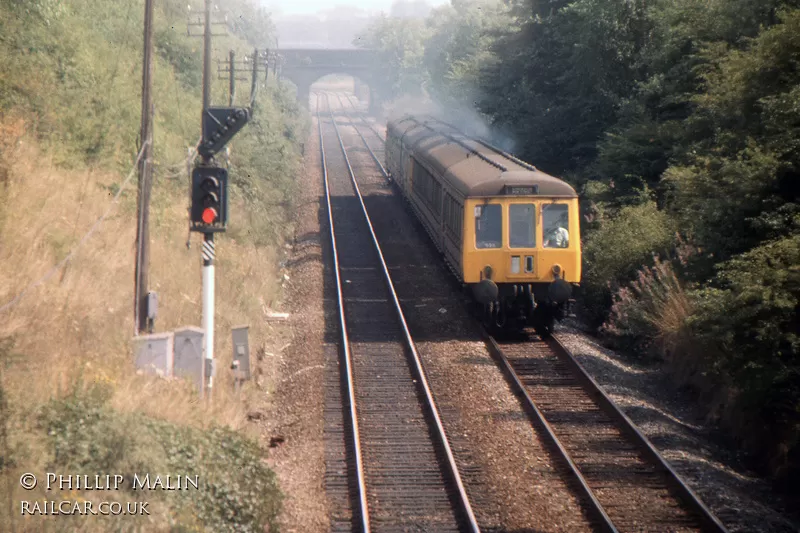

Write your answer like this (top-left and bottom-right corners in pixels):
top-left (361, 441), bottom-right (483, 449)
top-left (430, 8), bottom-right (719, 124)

top-left (190, 166), bottom-right (228, 232)
top-left (192, 0), bottom-right (255, 399)
top-left (198, 106), bottom-right (250, 158)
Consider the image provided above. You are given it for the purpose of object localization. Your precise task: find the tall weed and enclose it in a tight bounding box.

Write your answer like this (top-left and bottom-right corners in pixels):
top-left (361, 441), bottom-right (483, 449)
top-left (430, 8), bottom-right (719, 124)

top-left (603, 254), bottom-right (693, 362)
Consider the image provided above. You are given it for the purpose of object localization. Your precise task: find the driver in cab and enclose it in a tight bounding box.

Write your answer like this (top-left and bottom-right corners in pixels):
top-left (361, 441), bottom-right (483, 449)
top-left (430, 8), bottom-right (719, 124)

top-left (544, 226), bottom-right (569, 248)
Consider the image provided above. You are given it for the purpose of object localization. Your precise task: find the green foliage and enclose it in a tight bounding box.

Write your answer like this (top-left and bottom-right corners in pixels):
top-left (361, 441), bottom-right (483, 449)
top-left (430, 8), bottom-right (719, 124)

top-left (396, 0), bottom-right (800, 482)
top-left (478, 0), bottom-right (652, 174)
top-left (227, 86), bottom-right (305, 247)
top-left (688, 234), bottom-right (800, 478)
top-left (422, 0), bottom-right (510, 107)
top-left (222, 0), bottom-right (277, 49)
top-left (156, 27), bottom-right (202, 90)
top-left (582, 200), bottom-right (676, 323)
top-left (39, 389), bottom-right (282, 532)
top-left (584, 201), bottom-right (675, 286)
top-left (664, 8), bottom-right (800, 265)
top-left (355, 14), bottom-right (431, 99)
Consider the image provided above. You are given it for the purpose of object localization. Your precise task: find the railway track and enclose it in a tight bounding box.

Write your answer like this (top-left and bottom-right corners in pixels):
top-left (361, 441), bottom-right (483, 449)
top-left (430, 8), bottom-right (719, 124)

top-left (338, 92), bottom-right (387, 148)
top-left (334, 91), bottom-right (730, 533)
top-left (486, 333), bottom-right (729, 533)
top-left (316, 92), bottom-right (480, 533)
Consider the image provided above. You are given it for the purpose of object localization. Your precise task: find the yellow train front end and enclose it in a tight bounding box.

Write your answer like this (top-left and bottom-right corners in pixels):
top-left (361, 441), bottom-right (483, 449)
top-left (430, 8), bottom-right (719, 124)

top-left (385, 114), bottom-right (581, 336)
top-left (463, 193), bottom-right (581, 335)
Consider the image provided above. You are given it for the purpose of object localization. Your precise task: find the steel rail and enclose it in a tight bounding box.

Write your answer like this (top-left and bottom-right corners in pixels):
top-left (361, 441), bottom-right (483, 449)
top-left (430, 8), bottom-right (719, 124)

top-left (334, 92), bottom-right (389, 178)
top-left (315, 91), bottom-right (372, 533)
top-left (334, 91), bottom-right (615, 531)
top-left (326, 92), bottom-right (481, 533)
top-left (334, 91), bottom-right (727, 532)
top-left (340, 93), bottom-right (387, 146)
top-left (546, 334), bottom-right (730, 533)
top-left (483, 334), bottom-right (619, 532)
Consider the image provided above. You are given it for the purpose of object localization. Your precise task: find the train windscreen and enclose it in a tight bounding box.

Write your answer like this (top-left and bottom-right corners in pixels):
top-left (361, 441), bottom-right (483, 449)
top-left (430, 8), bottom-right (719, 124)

top-left (510, 204), bottom-right (536, 248)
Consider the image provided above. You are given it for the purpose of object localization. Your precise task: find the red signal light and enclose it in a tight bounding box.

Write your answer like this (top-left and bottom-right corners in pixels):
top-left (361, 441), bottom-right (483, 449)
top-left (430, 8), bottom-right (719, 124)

top-left (202, 207), bottom-right (218, 224)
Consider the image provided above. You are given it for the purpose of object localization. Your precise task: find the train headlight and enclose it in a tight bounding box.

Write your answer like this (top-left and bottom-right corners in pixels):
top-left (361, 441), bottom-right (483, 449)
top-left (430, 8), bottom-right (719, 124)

top-left (511, 256), bottom-right (520, 274)
top-left (552, 264), bottom-right (562, 279)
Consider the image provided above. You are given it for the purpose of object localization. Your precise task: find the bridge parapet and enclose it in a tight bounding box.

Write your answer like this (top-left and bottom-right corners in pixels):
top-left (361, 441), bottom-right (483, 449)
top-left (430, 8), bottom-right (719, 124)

top-left (281, 48), bottom-right (377, 69)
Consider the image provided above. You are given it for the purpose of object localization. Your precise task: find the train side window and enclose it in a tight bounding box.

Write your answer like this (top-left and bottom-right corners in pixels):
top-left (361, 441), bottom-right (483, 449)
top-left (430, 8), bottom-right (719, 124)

top-left (475, 204), bottom-right (502, 249)
top-left (445, 195), bottom-right (463, 239)
top-left (543, 203), bottom-right (570, 248)
top-left (509, 204), bottom-right (536, 248)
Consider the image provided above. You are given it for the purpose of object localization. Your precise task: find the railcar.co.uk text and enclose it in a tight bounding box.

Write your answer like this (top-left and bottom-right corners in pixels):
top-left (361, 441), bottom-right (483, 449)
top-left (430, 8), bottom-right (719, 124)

top-left (18, 472), bottom-right (200, 516)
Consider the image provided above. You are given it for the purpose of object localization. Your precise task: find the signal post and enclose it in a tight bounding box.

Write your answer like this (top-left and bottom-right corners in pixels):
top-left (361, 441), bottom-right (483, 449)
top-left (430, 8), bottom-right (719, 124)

top-left (194, 0), bottom-right (251, 396)
top-left (192, 108), bottom-right (250, 396)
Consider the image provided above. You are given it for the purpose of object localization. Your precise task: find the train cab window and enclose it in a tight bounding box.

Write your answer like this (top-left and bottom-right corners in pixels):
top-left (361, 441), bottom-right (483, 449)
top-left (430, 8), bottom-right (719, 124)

top-left (509, 204), bottom-right (536, 248)
top-left (543, 203), bottom-right (570, 248)
top-left (475, 204), bottom-right (502, 249)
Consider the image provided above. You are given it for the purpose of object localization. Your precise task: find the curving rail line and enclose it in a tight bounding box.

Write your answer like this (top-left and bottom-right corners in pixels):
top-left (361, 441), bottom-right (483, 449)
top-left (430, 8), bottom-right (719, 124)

top-left (335, 90), bottom-right (730, 533)
top-left (317, 92), bottom-right (480, 533)
top-left (339, 93), bottom-right (387, 148)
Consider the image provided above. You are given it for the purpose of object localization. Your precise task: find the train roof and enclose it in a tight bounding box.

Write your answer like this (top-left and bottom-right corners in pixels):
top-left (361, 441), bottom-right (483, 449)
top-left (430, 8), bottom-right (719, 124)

top-left (387, 115), bottom-right (578, 198)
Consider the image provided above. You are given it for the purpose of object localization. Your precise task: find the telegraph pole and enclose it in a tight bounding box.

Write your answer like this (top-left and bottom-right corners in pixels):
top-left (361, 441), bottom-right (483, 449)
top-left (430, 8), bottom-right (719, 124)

top-left (264, 48), bottom-right (270, 85)
top-left (134, 0), bottom-right (155, 336)
top-left (250, 48), bottom-right (258, 106)
top-left (202, 0), bottom-right (211, 111)
top-left (229, 50), bottom-right (236, 106)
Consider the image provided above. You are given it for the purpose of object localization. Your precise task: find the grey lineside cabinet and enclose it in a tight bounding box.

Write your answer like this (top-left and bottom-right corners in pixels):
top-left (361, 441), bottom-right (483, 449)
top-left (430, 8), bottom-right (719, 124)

top-left (231, 325), bottom-right (251, 381)
top-left (133, 332), bottom-right (174, 378)
top-left (173, 326), bottom-right (205, 393)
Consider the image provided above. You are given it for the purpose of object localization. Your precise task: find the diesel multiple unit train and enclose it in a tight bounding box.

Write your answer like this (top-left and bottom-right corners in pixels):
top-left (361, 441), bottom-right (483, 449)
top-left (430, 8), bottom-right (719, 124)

top-left (385, 115), bottom-right (581, 336)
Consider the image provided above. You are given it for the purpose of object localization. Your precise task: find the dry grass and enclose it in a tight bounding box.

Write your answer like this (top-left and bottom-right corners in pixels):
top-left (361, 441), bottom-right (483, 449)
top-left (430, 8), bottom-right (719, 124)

top-left (601, 253), bottom-right (735, 415)
top-left (603, 254), bottom-right (695, 362)
top-left (0, 120), bottom-right (286, 456)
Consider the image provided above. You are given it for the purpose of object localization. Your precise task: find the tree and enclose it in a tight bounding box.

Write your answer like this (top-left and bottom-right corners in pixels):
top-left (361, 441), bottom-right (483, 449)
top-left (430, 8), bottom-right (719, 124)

top-left (422, 0), bottom-right (510, 108)
top-left (354, 14), bottom-right (430, 100)
top-left (477, 0), bottom-right (651, 175)
top-left (665, 7), bottom-right (800, 266)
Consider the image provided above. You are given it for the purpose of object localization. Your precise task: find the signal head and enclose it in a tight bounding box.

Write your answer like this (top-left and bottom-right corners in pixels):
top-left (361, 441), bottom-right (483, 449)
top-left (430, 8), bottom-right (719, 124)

top-left (190, 166), bottom-right (228, 233)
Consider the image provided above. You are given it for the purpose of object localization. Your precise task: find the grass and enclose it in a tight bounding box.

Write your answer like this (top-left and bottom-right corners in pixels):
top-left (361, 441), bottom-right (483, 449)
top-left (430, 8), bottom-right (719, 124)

top-left (0, 110), bottom-right (293, 533)
top-left (0, 0), bottom-right (308, 530)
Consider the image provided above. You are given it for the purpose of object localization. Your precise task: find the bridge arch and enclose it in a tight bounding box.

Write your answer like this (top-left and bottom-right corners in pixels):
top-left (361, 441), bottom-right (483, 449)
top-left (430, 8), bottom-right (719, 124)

top-left (306, 74), bottom-right (372, 106)
top-left (279, 48), bottom-right (382, 112)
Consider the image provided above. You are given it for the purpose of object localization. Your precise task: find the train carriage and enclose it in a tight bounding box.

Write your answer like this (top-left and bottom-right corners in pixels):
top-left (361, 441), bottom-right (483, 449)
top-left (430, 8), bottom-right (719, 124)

top-left (385, 115), bottom-right (581, 336)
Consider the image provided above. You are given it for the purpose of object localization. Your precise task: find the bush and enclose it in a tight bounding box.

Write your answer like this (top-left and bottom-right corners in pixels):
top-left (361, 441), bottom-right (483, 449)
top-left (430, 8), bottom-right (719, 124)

top-left (38, 388), bottom-right (282, 532)
top-left (581, 200), bottom-right (676, 324)
top-left (687, 233), bottom-right (800, 483)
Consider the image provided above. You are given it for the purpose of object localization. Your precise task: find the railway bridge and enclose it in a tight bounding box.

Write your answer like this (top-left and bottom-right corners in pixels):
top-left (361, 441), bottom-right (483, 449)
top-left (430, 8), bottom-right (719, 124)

top-left (279, 48), bottom-right (382, 112)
